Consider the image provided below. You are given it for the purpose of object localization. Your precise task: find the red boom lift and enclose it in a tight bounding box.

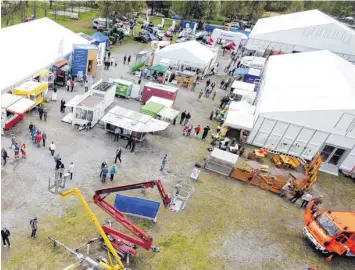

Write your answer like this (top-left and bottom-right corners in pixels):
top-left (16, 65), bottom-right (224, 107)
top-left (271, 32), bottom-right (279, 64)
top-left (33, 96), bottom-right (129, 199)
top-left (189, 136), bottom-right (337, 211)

top-left (93, 180), bottom-right (171, 259)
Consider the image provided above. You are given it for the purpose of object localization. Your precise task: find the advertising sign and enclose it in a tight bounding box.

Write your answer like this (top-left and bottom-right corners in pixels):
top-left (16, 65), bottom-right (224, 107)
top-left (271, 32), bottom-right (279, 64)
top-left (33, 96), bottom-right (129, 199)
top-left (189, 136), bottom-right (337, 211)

top-left (97, 42), bottom-right (106, 66)
top-left (72, 47), bottom-right (88, 77)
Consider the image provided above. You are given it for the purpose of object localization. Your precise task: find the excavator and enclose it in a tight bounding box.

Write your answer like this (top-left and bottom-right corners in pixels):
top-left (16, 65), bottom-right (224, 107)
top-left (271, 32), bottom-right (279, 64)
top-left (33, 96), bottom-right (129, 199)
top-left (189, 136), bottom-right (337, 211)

top-left (93, 180), bottom-right (172, 259)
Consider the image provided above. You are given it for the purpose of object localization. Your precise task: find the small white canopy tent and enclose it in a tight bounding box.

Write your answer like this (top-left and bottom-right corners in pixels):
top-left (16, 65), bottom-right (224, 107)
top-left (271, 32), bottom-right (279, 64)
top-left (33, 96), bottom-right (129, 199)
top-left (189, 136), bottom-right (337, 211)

top-left (231, 81), bottom-right (256, 92)
top-left (153, 40), bottom-right (217, 70)
top-left (246, 9), bottom-right (355, 63)
top-left (229, 100), bottom-right (256, 114)
top-left (224, 110), bottom-right (255, 131)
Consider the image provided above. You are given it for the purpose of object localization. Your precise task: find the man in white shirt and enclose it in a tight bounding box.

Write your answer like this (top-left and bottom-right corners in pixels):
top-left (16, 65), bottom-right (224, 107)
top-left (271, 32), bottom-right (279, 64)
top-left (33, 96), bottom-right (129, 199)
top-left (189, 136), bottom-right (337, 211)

top-left (66, 79), bottom-right (71, 92)
top-left (49, 142), bottom-right (56, 156)
top-left (68, 162), bottom-right (74, 180)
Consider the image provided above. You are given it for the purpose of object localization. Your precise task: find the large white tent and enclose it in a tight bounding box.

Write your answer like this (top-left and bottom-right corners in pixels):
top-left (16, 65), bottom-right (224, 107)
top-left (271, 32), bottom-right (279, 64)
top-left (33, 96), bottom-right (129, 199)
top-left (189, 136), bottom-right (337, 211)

top-left (248, 50), bottom-right (355, 175)
top-left (0, 18), bottom-right (90, 93)
top-left (153, 40), bottom-right (217, 69)
top-left (246, 10), bottom-right (355, 63)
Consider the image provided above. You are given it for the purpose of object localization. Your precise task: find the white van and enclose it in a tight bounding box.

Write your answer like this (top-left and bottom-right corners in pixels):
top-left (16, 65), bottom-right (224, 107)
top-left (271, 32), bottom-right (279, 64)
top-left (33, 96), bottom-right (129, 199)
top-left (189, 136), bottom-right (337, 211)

top-left (92, 18), bottom-right (111, 29)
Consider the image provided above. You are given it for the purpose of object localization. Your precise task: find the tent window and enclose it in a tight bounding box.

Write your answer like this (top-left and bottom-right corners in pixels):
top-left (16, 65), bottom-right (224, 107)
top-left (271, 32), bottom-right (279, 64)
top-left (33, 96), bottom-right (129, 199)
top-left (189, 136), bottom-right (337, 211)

top-left (75, 108), bottom-right (87, 120)
top-left (335, 114), bottom-right (355, 131)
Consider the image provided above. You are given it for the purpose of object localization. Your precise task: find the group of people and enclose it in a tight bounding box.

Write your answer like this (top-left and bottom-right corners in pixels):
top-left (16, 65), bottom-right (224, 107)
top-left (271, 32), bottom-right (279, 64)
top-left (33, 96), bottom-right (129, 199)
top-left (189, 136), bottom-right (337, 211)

top-left (179, 111), bottom-right (192, 126)
top-left (182, 124), bottom-right (211, 140)
top-left (100, 160), bottom-right (117, 183)
top-left (37, 106), bottom-right (48, 121)
top-left (66, 78), bottom-right (76, 92)
top-left (123, 55), bottom-right (131, 65)
top-left (29, 122), bottom-right (47, 148)
top-left (54, 154), bottom-right (75, 180)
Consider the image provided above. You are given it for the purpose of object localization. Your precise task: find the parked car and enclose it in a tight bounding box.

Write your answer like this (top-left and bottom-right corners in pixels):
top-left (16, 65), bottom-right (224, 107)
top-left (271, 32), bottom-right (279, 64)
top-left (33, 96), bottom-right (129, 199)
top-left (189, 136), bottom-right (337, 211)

top-left (134, 35), bottom-right (149, 43)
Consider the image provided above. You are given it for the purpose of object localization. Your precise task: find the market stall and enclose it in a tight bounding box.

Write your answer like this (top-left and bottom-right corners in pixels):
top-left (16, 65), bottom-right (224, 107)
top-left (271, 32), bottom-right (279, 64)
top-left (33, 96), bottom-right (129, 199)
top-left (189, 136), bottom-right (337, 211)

top-left (110, 78), bottom-right (134, 98)
top-left (205, 148), bottom-right (239, 176)
top-left (91, 80), bottom-right (116, 110)
top-left (1, 93), bottom-right (35, 130)
top-left (174, 70), bottom-right (197, 89)
top-left (52, 60), bottom-right (70, 87)
top-left (142, 82), bottom-right (178, 104)
top-left (222, 109), bottom-right (255, 139)
top-left (13, 81), bottom-right (48, 108)
top-left (33, 69), bottom-right (55, 90)
top-left (140, 102), bottom-right (165, 117)
top-left (101, 106), bottom-right (170, 142)
top-left (233, 88), bottom-right (256, 104)
top-left (146, 96), bottom-right (174, 108)
top-left (148, 65), bottom-right (169, 84)
top-left (157, 107), bottom-right (180, 123)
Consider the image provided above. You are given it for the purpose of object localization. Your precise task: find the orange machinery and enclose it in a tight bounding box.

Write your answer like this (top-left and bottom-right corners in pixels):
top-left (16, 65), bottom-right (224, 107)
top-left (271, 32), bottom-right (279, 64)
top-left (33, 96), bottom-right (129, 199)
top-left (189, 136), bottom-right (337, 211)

top-left (303, 203), bottom-right (355, 261)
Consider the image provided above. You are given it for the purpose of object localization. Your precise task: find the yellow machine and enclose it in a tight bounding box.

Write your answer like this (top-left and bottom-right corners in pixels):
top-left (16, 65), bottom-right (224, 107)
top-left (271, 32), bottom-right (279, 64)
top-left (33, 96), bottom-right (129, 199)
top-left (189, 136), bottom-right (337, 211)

top-left (59, 188), bottom-right (125, 270)
top-left (13, 80), bottom-right (48, 108)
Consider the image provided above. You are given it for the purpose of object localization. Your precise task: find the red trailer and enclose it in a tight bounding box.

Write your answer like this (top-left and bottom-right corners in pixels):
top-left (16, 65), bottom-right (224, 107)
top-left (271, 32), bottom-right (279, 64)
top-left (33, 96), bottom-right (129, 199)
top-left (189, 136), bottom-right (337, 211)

top-left (141, 82), bottom-right (178, 104)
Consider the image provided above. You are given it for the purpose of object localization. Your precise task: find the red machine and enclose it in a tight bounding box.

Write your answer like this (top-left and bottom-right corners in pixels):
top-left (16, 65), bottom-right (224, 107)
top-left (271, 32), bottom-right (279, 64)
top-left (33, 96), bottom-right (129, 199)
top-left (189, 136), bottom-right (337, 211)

top-left (93, 180), bottom-right (171, 258)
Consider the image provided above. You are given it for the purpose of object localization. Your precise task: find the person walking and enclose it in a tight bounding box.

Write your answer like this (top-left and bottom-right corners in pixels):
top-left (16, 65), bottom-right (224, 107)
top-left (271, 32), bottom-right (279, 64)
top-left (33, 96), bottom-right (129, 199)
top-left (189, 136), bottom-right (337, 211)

top-left (114, 127), bottom-right (120, 141)
top-left (14, 143), bottom-right (20, 159)
top-left (42, 131), bottom-right (47, 147)
top-left (38, 106), bottom-right (44, 120)
top-left (290, 188), bottom-right (305, 204)
top-left (84, 80), bottom-right (89, 92)
top-left (278, 181), bottom-right (293, 198)
top-left (21, 144), bottom-right (27, 159)
top-left (101, 165), bottom-right (108, 183)
top-left (301, 192), bottom-right (312, 208)
top-left (202, 126), bottom-right (211, 140)
top-left (198, 89), bottom-right (203, 101)
top-left (212, 90), bottom-right (217, 101)
top-left (160, 154), bottom-right (168, 171)
top-left (211, 82), bottom-right (216, 91)
top-left (220, 79), bottom-right (225, 89)
top-left (187, 124), bottom-right (193, 136)
top-left (59, 163), bottom-right (65, 179)
top-left (191, 81), bottom-right (197, 91)
top-left (127, 55), bottom-right (131, 65)
top-left (36, 132), bottom-right (42, 148)
top-left (180, 111), bottom-right (186, 125)
top-left (52, 88), bottom-right (58, 102)
top-left (184, 112), bottom-right (191, 125)
top-left (1, 227), bottom-right (11, 247)
top-left (114, 58), bottom-right (118, 67)
top-left (49, 142), bottom-right (56, 156)
top-left (110, 165), bottom-right (117, 181)
top-left (205, 78), bottom-right (211, 90)
top-left (131, 139), bottom-right (136, 153)
top-left (115, 148), bottom-right (122, 164)
top-left (68, 162), bottom-right (74, 180)
top-left (30, 218), bottom-right (38, 239)
top-left (70, 80), bottom-right (75, 92)
top-left (2, 148), bottom-right (9, 166)
top-left (108, 51), bottom-right (111, 58)
top-left (66, 79), bottom-right (71, 92)
top-left (29, 122), bottom-right (34, 133)
top-left (9, 135), bottom-right (16, 149)
top-left (125, 136), bottom-right (133, 149)
top-left (210, 109), bottom-right (215, 120)
top-left (194, 125), bottom-right (201, 136)
top-left (110, 56), bottom-right (114, 66)
top-left (100, 160), bottom-right (107, 177)
top-left (43, 108), bottom-right (48, 121)
top-left (123, 55), bottom-right (127, 65)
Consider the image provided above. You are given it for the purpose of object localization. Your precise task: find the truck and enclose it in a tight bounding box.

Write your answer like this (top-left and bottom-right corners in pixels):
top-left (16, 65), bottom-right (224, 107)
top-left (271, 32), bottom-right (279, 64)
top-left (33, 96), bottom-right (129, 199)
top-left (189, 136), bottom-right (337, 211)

top-left (303, 203), bottom-right (355, 261)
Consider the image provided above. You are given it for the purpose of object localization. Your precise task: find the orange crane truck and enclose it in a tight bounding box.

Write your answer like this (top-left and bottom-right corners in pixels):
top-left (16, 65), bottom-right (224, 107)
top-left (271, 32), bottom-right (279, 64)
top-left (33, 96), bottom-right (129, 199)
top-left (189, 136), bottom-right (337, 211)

top-left (303, 203), bottom-right (355, 261)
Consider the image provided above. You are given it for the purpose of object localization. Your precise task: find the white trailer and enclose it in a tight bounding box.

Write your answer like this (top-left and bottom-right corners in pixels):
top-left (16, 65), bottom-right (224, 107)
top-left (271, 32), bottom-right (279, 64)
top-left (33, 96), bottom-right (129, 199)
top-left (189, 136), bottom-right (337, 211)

top-left (339, 146), bottom-right (355, 179)
top-left (90, 80), bottom-right (116, 110)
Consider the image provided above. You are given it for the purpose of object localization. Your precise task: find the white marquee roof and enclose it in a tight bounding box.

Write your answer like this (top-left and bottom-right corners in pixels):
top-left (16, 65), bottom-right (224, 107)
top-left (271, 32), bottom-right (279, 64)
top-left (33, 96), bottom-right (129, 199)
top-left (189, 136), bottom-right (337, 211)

top-left (256, 50), bottom-right (355, 115)
top-left (154, 40), bottom-right (216, 68)
top-left (249, 9), bottom-right (355, 56)
top-left (0, 18), bottom-right (90, 92)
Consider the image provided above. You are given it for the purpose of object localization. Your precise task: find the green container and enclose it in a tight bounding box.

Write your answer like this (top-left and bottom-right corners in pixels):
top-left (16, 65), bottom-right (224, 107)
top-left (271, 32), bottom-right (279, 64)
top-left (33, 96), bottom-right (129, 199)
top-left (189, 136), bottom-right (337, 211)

top-left (113, 79), bottom-right (134, 98)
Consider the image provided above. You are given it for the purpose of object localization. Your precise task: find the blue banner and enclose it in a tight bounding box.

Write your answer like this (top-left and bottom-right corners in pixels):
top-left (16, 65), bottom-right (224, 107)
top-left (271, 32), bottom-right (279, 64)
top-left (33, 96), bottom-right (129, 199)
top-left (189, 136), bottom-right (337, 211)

top-left (72, 48), bottom-right (88, 77)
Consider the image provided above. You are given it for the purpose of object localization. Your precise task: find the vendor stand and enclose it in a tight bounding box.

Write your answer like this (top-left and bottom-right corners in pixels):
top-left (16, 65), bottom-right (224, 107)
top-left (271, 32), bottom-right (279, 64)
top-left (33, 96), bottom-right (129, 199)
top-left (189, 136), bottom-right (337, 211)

top-left (205, 148), bottom-right (239, 176)
top-left (101, 106), bottom-right (170, 142)
top-left (148, 65), bottom-right (169, 84)
top-left (232, 88), bottom-right (256, 104)
top-left (174, 70), bottom-right (197, 89)
top-left (233, 68), bottom-right (261, 84)
top-left (52, 60), bottom-right (70, 86)
top-left (13, 81), bottom-right (48, 108)
top-left (110, 78), bottom-right (134, 98)
top-left (222, 109), bottom-right (254, 140)
top-left (1, 93), bottom-right (35, 130)
top-left (140, 102), bottom-right (165, 117)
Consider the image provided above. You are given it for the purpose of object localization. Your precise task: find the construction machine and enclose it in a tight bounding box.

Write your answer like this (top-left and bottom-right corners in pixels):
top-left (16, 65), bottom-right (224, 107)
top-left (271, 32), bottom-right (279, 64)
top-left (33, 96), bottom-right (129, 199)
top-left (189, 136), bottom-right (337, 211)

top-left (93, 180), bottom-right (172, 259)
top-left (55, 188), bottom-right (125, 270)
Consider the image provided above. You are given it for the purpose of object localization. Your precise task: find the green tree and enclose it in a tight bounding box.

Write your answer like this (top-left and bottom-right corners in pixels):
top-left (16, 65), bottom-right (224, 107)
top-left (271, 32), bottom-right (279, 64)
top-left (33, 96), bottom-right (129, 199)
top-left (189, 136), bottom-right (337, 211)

top-left (286, 1), bottom-right (305, 13)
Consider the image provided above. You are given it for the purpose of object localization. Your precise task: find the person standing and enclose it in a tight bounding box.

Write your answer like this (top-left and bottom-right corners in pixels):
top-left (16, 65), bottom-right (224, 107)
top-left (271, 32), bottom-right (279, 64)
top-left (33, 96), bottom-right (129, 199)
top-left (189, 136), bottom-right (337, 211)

top-left (1, 227), bottom-right (11, 248)
top-left (52, 87), bottom-right (58, 102)
top-left (84, 80), bottom-right (89, 92)
top-left (100, 160), bottom-right (107, 177)
top-left (29, 122), bottom-right (34, 133)
top-left (191, 81), bottom-right (197, 91)
top-left (301, 192), bottom-right (312, 208)
top-left (110, 165), bottom-right (117, 181)
top-left (110, 56), bottom-right (114, 66)
top-left (123, 55), bottom-right (127, 65)
top-left (68, 162), bottom-right (74, 180)
top-left (115, 148), bottom-right (122, 164)
top-left (131, 139), bottom-right (136, 153)
top-left (66, 79), bottom-right (71, 92)
top-left (198, 89), bottom-right (203, 101)
top-left (42, 131), bottom-right (47, 147)
top-left (127, 55), bottom-right (131, 65)
top-left (70, 80), bottom-right (75, 92)
top-left (125, 136), bottom-right (133, 149)
top-left (212, 90), bottom-right (217, 101)
top-left (108, 51), bottom-right (111, 58)
top-left (30, 218), bottom-right (38, 239)
top-left (115, 58), bottom-right (118, 67)
top-left (9, 135), bottom-right (16, 149)
top-left (114, 127), bottom-right (120, 141)
top-left (2, 148), bottom-right (9, 166)
top-left (184, 112), bottom-right (191, 125)
top-left (36, 132), bottom-right (42, 148)
top-left (14, 143), bottom-right (20, 159)
top-left (180, 111), bottom-right (186, 125)
top-left (209, 109), bottom-right (215, 120)
top-left (194, 125), bottom-right (201, 136)
top-left (290, 188), bottom-right (305, 204)
top-left (220, 79), bottom-right (225, 89)
top-left (101, 165), bottom-right (108, 183)
top-left (160, 154), bottom-right (168, 171)
top-left (187, 124), bottom-right (193, 136)
top-left (211, 82), bottom-right (216, 91)
top-left (49, 142), bottom-right (56, 156)
top-left (205, 78), bottom-right (211, 90)
top-left (21, 144), bottom-right (27, 159)
top-left (38, 106), bottom-right (44, 121)
top-left (202, 126), bottom-right (211, 140)
top-left (43, 108), bottom-right (48, 121)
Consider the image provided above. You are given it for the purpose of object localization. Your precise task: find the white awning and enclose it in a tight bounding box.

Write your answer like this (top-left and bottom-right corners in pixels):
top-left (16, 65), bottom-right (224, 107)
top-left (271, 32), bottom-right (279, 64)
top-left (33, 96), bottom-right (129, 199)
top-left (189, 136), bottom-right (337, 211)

top-left (7, 98), bottom-right (35, 114)
top-left (147, 96), bottom-right (174, 108)
top-left (229, 100), bottom-right (256, 114)
top-left (65, 95), bottom-right (86, 107)
top-left (224, 110), bottom-right (255, 131)
top-left (231, 81), bottom-right (255, 92)
top-left (233, 89), bottom-right (256, 104)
